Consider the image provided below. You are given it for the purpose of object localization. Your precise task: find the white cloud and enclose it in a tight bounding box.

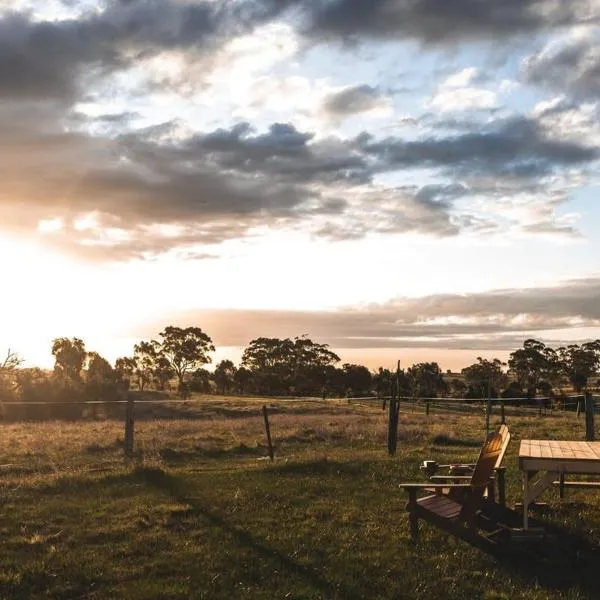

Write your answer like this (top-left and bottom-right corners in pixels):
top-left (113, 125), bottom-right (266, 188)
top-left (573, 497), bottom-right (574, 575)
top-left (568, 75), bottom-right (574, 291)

top-left (429, 87), bottom-right (498, 112)
top-left (532, 96), bottom-right (600, 147)
top-left (442, 67), bottom-right (479, 88)
top-left (38, 217), bottom-right (64, 233)
top-left (427, 66), bottom-right (498, 112)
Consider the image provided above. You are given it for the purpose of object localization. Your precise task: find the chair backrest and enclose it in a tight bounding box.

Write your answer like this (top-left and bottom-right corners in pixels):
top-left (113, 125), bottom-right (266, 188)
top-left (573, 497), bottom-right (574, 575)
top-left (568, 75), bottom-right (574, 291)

top-left (470, 431), bottom-right (503, 489)
top-left (459, 431), bottom-right (504, 522)
top-left (494, 424), bottom-right (511, 470)
top-left (455, 427), bottom-right (508, 523)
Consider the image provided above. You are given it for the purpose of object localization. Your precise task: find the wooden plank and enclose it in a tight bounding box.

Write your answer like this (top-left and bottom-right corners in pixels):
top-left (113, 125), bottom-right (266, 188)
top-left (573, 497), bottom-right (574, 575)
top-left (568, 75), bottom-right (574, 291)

top-left (520, 459), bottom-right (600, 474)
top-left (520, 441), bottom-right (600, 462)
top-left (552, 481), bottom-right (600, 489)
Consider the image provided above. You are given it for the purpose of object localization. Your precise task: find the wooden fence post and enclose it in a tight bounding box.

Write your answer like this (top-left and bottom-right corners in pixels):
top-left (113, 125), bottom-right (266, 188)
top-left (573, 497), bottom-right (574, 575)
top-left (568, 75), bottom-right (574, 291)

top-left (576, 398), bottom-right (582, 419)
top-left (485, 397), bottom-right (491, 435)
top-left (387, 385), bottom-right (399, 456)
top-left (500, 400), bottom-right (506, 425)
top-left (585, 393), bottom-right (595, 442)
top-left (124, 394), bottom-right (135, 459)
top-left (262, 405), bottom-right (274, 461)
top-left (425, 399), bottom-right (430, 416)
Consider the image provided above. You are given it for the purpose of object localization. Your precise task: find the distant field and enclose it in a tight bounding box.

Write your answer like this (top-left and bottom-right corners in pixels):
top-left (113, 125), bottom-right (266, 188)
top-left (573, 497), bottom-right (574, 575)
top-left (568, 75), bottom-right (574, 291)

top-left (0, 396), bottom-right (599, 599)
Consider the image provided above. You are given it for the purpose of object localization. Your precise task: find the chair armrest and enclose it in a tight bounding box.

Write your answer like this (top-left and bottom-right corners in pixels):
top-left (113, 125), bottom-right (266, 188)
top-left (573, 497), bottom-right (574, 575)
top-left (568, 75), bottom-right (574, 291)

top-left (399, 482), bottom-right (476, 490)
top-left (429, 475), bottom-right (472, 481)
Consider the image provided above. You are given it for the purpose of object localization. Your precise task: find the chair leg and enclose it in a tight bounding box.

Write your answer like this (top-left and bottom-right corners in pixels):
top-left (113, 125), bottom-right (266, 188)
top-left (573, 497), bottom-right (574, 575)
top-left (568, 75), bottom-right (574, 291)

top-left (406, 489), bottom-right (419, 543)
top-left (486, 480), bottom-right (496, 504)
top-left (497, 468), bottom-right (506, 508)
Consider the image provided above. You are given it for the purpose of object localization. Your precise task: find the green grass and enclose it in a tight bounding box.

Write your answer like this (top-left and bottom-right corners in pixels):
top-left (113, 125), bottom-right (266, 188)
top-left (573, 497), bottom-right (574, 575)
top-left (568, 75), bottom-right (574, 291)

top-left (0, 396), bottom-right (599, 599)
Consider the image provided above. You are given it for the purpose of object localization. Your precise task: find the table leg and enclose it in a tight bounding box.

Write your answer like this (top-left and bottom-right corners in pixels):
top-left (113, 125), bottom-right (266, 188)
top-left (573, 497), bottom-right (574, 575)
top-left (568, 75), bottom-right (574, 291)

top-left (523, 470), bottom-right (530, 529)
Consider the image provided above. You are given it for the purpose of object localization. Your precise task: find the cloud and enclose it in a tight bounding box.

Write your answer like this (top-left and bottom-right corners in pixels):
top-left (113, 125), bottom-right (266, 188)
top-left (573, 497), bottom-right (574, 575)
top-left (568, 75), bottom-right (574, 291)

top-left (134, 277), bottom-right (600, 351)
top-left (427, 69), bottom-right (499, 113)
top-left (356, 115), bottom-right (598, 178)
top-left (294, 0), bottom-right (598, 45)
top-left (0, 94), bottom-right (595, 259)
top-left (0, 0), bottom-right (281, 104)
top-left (313, 184), bottom-right (463, 240)
top-left (321, 84), bottom-right (392, 119)
top-left (523, 28), bottom-right (600, 98)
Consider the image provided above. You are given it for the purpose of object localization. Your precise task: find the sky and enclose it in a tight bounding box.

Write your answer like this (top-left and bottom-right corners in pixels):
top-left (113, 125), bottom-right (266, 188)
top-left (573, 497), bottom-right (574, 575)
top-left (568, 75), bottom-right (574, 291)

top-left (1, 0), bottom-right (599, 372)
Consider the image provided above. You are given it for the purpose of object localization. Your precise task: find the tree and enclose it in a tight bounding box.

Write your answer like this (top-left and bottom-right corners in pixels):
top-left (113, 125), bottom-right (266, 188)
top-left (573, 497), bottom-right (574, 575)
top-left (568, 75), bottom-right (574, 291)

top-left (1, 348), bottom-right (22, 372)
top-left (502, 381), bottom-right (526, 401)
top-left (449, 378), bottom-right (468, 398)
top-left (213, 360), bottom-right (237, 395)
top-left (558, 341), bottom-right (600, 392)
top-left (133, 341), bottom-right (159, 391)
top-left (51, 337), bottom-right (86, 382)
top-left (292, 336), bottom-right (340, 395)
top-left (157, 326), bottom-right (215, 391)
top-left (241, 337), bottom-right (296, 395)
top-left (115, 357), bottom-right (136, 389)
top-left (373, 368), bottom-right (394, 398)
top-left (241, 336), bottom-right (340, 396)
top-left (461, 357), bottom-right (508, 398)
top-left (0, 348), bottom-right (22, 404)
top-left (508, 339), bottom-right (557, 399)
top-left (14, 368), bottom-right (57, 419)
top-left (189, 368), bottom-right (212, 393)
top-left (371, 366), bottom-right (410, 398)
top-left (153, 356), bottom-right (175, 391)
top-left (86, 352), bottom-right (119, 402)
top-left (234, 367), bottom-right (252, 395)
top-left (342, 363), bottom-right (372, 397)
top-left (407, 362), bottom-right (446, 398)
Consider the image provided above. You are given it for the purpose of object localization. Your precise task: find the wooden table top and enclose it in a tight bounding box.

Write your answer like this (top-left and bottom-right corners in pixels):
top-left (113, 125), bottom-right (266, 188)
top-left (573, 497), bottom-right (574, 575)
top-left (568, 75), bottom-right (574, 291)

top-left (520, 440), bottom-right (600, 461)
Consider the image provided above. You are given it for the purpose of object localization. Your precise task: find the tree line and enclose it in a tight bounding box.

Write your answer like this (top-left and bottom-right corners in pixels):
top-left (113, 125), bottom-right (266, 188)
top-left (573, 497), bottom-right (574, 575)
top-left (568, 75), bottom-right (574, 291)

top-left (0, 327), bottom-right (599, 420)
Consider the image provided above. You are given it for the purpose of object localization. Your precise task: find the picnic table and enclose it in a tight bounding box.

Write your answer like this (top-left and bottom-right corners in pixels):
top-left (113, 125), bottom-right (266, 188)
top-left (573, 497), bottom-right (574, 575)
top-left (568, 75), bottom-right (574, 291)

top-left (519, 439), bottom-right (600, 529)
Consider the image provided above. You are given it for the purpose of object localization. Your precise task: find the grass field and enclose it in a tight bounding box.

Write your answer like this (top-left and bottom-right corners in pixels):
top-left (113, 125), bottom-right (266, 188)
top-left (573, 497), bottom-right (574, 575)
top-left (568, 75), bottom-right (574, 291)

top-left (0, 396), bottom-right (599, 599)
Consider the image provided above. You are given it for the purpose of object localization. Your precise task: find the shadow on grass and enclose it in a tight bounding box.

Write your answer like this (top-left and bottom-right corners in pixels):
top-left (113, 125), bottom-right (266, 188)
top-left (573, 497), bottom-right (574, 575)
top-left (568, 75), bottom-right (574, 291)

top-left (158, 443), bottom-right (263, 462)
top-left (477, 506), bottom-right (600, 597)
top-left (135, 466), bottom-right (364, 600)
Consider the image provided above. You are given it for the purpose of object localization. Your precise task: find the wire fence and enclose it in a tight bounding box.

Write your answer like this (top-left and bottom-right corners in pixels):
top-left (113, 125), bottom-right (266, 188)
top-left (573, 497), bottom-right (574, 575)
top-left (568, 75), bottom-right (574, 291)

top-left (0, 393), bottom-right (597, 472)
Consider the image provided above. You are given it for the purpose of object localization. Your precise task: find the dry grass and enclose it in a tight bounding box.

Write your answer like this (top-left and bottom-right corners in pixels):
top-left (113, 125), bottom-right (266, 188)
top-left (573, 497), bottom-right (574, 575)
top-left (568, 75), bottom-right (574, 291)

top-left (0, 395), bottom-right (598, 599)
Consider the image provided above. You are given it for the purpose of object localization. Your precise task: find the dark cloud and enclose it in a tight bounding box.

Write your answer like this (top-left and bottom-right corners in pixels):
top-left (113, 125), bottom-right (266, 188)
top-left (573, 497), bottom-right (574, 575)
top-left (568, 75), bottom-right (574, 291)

top-left (132, 277), bottom-right (600, 350)
top-left (0, 98), bottom-right (595, 259)
top-left (321, 85), bottom-right (388, 118)
top-left (523, 32), bottom-right (600, 98)
top-left (175, 121), bottom-right (370, 185)
top-left (355, 115), bottom-right (598, 178)
top-left (0, 0), bottom-right (267, 103)
top-left (294, 0), bottom-right (597, 45)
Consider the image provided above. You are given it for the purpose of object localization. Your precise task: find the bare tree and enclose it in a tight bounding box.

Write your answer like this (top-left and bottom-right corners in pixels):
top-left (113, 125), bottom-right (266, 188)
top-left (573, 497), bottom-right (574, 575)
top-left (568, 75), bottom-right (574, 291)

top-left (0, 348), bottom-right (23, 401)
top-left (0, 348), bottom-right (23, 372)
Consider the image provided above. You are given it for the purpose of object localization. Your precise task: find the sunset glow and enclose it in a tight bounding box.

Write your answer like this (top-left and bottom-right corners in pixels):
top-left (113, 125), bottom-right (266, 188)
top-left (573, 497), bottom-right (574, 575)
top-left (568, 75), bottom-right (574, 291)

top-left (0, 1), bottom-right (599, 372)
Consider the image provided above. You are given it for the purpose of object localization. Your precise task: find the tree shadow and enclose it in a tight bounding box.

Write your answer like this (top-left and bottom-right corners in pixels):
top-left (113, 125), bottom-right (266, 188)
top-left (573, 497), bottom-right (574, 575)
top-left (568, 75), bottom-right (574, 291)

top-left (135, 466), bottom-right (364, 600)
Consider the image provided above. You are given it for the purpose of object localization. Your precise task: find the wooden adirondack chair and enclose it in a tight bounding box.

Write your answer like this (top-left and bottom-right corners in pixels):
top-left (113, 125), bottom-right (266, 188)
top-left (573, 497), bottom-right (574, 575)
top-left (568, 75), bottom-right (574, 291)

top-left (425, 424), bottom-right (511, 507)
top-left (400, 430), bottom-right (505, 550)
